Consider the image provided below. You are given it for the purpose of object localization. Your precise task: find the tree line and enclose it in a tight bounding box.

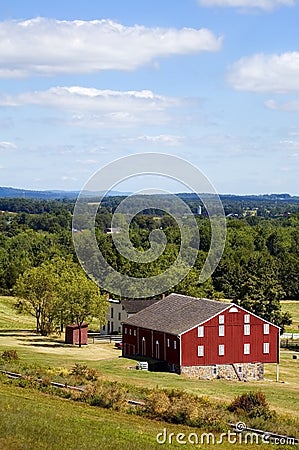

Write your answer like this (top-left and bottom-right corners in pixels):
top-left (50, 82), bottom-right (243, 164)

top-left (0, 198), bottom-right (297, 332)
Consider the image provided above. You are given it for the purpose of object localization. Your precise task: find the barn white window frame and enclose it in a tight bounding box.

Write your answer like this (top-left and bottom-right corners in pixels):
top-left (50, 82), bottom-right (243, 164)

top-left (173, 341), bottom-right (177, 350)
top-left (244, 324), bottom-right (250, 336)
top-left (218, 344), bottom-right (225, 356)
top-left (167, 338), bottom-right (170, 347)
top-left (218, 325), bottom-right (225, 337)
top-left (263, 342), bottom-right (270, 354)
top-left (244, 314), bottom-right (250, 323)
top-left (219, 315), bottom-right (225, 324)
top-left (197, 345), bottom-right (204, 357)
top-left (264, 323), bottom-right (269, 335)
top-left (244, 343), bottom-right (250, 355)
top-left (197, 325), bottom-right (204, 338)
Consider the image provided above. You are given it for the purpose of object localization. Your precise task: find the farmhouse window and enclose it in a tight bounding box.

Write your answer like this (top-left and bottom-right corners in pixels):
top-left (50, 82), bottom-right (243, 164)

top-left (244, 324), bottom-right (250, 336)
top-left (118, 312), bottom-right (121, 321)
top-left (218, 344), bottom-right (225, 356)
top-left (198, 345), bottom-right (204, 357)
top-left (219, 325), bottom-right (225, 336)
top-left (263, 342), bottom-right (270, 354)
top-left (264, 323), bottom-right (269, 334)
top-left (218, 315), bottom-right (224, 324)
top-left (197, 326), bottom-right (204, 337)
top-left (244, 343), bottom-right (250, 355)
top-left (111, 307), bottom-right (114, 319)
top-left (244, 314), bottom-right (250, 323)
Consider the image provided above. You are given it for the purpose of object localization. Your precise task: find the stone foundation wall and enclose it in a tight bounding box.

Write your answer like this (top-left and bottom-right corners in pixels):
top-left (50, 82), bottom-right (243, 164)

top-left (181, 363), bottom-right (264, 381)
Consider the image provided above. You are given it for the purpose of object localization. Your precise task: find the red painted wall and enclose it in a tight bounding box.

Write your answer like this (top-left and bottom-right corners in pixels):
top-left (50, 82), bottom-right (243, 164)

top-left (181, 306), bottom-right (279, 366)
top-left (123, 324), bottom-right (180, 365)
top-left (65, 324), bottom-right (88, 345)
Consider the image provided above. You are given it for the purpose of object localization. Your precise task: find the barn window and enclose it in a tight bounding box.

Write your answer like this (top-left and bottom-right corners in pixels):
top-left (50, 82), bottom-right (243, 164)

top-left (213, 365), bottom-right (218, 375)
top-left (198, 345), bottom-right (204, 357)
top-left (219, 315), bottom-right (225, 324)
top-left (238, 365), bottom-right (242, 373)
top-left (174, 341), bottom-right (177, 350)
top-left (129, 329), bottom-right (131, 335)
top-left (229, 306), bottom-right (238, 313)
top-left (197, 326), bottom-right (204, 337)
top-left (218, 325), bottom-right (225, 336)
top-left (264, 323), bottom-right (269, 334)
top-left (244, 324), bottom-right (250, 336)
top-left (263, 342), bottom-right (270, 354)
top-left (134, 330), bottom-right (136, 336)
top-left (124, 328), bottom-right (127, 334)
top-left (218, 344), bottom-right (225, 356)
top-left (167, 338), bottom-right (170, 347)
top-left (244, 343), bottom-right (250, 355)
top-left (244, 314), bottom-right (250, 323)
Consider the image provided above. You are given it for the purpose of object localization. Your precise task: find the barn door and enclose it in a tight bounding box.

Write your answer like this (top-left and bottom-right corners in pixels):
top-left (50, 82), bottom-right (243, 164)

top-left (155, 340), bottom-right (160, 359)
top-left (142, 337), bottom-right (146, 356)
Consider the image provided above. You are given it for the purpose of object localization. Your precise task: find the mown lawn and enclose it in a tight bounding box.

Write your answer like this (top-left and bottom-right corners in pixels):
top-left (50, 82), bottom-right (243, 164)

top-left (0, 296), bottom-right (35, 330)
top-left (281, 300), bottom-right (299, 333)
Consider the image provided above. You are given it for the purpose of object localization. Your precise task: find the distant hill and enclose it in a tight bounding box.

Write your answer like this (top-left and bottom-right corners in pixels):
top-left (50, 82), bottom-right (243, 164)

top-left (0, 186), bottom-right (298, 202)
top-left (0, 187), bottom-right (130, 200)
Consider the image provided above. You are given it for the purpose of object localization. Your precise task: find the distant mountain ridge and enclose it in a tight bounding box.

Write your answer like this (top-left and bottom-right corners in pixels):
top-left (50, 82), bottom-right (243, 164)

top-left (0, 187), bottom-right (130, 200)
top-left (0, 186), bottom-right (298, 202)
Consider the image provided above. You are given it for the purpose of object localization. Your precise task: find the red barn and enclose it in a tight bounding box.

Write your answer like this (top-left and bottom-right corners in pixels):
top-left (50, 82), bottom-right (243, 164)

top-left (122, 293), bottom-right (280, 381)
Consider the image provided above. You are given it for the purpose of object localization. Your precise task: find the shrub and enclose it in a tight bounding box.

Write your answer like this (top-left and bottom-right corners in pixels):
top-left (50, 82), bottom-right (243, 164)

top-left (228, 391), bottom-right (275, 419)
top-left (1, 349), bottom-right (19, 361)
top-left (70, 363), bottom-right (88, 377)
top-left (145, 390), bottom-right (171, 417)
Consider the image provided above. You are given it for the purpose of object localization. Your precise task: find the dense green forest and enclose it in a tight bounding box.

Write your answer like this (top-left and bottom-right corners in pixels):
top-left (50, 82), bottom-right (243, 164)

top-left (0, 196), bottom-right (298, 331)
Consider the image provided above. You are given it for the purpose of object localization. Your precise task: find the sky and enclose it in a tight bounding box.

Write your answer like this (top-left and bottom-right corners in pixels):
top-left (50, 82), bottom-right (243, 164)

top-left (0, 0), bottom-right (299, 195)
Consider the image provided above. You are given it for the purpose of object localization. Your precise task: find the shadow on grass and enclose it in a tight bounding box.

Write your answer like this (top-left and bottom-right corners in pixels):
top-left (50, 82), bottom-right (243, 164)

top-left (0, 330), bottom-right (37, 338)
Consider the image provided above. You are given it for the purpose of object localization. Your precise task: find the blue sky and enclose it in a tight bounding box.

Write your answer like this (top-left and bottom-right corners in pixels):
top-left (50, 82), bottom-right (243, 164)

top-left (0, 0), bottom-right (299, 194)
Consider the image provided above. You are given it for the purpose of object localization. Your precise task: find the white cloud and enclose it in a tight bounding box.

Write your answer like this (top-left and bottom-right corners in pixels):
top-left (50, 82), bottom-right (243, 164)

top-left (125, 135), bottom-right (184, 146)
top-left (0, 17), bottom-right (222, 77)
top-left (228, 52), bottom-right (299, 93)
top-left (265, 98), bottom-right (299, 111)
top-left (0, 86), bottom-right (182, 127)
top-left (0, 141), bottom-right (17, 150)
top-left (198, 0), bottom-right (294, 11)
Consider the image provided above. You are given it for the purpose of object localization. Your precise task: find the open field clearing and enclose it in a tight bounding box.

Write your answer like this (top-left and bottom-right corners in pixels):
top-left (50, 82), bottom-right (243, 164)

top-left (0, 296), bottom-right (298, 420)
top-left (0, 328), bottom-right (298, 419)
top-left (281, 300), bottom-right (299, 333)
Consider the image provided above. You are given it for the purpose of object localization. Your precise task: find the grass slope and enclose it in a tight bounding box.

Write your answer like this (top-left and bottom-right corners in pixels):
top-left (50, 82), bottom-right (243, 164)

top-left (281, 300), bottom-right (299, 333)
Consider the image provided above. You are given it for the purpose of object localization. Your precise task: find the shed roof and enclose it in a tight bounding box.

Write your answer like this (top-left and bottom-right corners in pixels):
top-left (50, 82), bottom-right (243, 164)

top-left (123, 293), bottom-right (231, 335)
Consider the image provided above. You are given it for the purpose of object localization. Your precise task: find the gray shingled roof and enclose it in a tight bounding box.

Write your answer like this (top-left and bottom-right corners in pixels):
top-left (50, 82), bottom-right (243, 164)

top-left (123, 293), bottom-right (232, 335)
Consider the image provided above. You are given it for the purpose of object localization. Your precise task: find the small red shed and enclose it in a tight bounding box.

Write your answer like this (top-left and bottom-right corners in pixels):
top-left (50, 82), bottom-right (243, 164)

top-left (65, 323), bottom-right (89, 345)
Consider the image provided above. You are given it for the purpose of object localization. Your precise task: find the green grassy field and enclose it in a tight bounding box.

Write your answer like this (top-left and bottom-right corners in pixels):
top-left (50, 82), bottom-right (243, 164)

top-left (281, 300), bottom-right (299, 333)
top-left (0, 296), bottom-right (35, 330)
top-left (2, 382), bottom-right (292, 450)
